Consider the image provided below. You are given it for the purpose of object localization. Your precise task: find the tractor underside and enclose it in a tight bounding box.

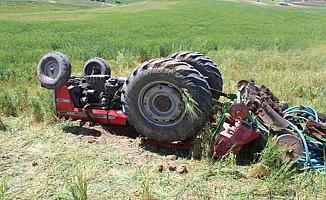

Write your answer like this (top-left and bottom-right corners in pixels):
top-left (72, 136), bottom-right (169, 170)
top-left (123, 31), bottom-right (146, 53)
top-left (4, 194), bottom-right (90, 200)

top-left (53, 81), bottom-right (127, 126)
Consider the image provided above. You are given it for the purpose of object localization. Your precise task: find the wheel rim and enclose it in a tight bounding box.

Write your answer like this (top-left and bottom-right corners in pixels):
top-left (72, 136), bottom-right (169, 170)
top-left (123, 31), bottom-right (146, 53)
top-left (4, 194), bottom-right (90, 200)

top-left (85, 63), bottom-right (102, 75)
top-left (138, 82), bottom-right (184, 126)
top-left (44, 60), bottom-right (59, 79)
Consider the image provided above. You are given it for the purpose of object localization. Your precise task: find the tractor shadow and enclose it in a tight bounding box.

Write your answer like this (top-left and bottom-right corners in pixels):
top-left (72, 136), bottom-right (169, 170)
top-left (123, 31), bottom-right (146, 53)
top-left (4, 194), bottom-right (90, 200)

top-left (102, 124), bottom-right (139, 139)
top-left (104, 124), bottom-right (189, 157)
top-left (104, 125), bottom-right (189, 158)
top-left (63, 126), bottom-right (102, 137)
top-left (103, 124), bottom-right (189, 158)
top-left (63, 124), bottom-right (139, 139)
top-left (140, 142), bottom-right (190, 158)
top-left (63, 124), bottom-right (188, 158)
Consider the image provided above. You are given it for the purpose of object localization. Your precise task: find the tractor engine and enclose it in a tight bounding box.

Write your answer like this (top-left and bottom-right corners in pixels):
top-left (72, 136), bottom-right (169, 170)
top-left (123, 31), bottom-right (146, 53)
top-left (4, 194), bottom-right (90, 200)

top-left (67, 75), bottom-right (125, 110)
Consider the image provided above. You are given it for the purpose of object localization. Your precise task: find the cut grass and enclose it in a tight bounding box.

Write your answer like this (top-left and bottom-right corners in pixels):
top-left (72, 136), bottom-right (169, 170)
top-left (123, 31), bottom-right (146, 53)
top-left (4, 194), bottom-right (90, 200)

top-left (181, 88), bottom-right (200, 121)
top-left (0, 0), bottom-right (326, 199)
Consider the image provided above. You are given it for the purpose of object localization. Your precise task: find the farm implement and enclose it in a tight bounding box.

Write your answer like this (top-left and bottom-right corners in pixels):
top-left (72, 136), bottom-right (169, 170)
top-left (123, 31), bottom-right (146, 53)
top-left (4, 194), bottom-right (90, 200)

top-left (37, 51), bottom-right (326, 171)
top-left (211, 80), bottom-right (326, 171)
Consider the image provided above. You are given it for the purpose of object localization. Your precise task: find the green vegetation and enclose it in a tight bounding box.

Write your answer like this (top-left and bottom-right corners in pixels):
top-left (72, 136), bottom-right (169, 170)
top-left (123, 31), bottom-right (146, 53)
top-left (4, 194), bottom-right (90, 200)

top-left (66, 172), bottom-right (89, 200)
top-left (0, 0), bottom-right (326, 199)
top-left (0, 177), bottom-right (9, 200)
top-left (181, 89), bottom-right (200, 121)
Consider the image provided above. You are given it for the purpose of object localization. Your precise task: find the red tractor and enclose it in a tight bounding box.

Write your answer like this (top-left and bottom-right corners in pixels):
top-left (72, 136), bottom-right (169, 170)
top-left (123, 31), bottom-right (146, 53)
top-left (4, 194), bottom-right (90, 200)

top-left (37, 51), bottom-right (223, 143)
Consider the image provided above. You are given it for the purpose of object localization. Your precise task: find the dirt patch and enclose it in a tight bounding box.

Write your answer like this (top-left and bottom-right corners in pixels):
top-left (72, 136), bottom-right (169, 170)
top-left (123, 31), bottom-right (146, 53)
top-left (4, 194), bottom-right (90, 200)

top-left (118, 1), bottom-right (178, 12)
top-left (230, 0), bottom-right (326, 8)
top-left (291, 1), bottom-right (326, 7)
top-left (230, 0), bottom-right (269, 7)
top-left (26, 143), bottom-right (44, 155)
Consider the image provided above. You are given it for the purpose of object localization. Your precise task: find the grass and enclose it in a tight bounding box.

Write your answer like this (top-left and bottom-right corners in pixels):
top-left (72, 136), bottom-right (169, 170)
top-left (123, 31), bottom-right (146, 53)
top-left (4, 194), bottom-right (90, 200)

top-left (0, 177), bottom-right (9, 200)
top-left (0, 0), bottom-right (326, 199)
top-left (246, 138), bottom-right (292, 178)
top-left (66, 172), bottom-right (89, 200)
top-left (181, 88), bottom-right (200, 121)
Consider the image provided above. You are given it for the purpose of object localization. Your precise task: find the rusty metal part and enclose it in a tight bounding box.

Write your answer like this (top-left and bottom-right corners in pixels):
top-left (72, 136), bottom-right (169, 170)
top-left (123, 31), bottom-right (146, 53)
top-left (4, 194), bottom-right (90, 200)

top-left (238, 80), bottom-right (287, 115)
top-left (259, 85), bottom-right (279, 102)
top-left (304, 119), bottom-right (326, 142)
top-left (276, 134), bottom-right (304, 161)
top-left (247, 100), bottom-right (261, 114)
top-left (229, 103), bottom-right (249, 120)
top-left (258, 104), bottom-right (289, 129)
top-left (318, 112), bottom-right (326, 123)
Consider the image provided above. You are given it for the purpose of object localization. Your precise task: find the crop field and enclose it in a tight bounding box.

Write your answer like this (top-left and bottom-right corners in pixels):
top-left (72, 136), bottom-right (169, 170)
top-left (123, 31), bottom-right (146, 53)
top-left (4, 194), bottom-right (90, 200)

top-left (0, 0), bottom-right (326, 199)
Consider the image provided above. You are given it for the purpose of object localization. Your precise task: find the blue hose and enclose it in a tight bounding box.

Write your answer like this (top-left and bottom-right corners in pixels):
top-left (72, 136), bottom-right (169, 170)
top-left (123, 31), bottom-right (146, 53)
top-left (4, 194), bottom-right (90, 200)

top-left (283, 115), bottom-right (308, 122)
top-left (283, 106), bottom-right (320, 123)
top-left (283, 106), bottom-right (325, 171)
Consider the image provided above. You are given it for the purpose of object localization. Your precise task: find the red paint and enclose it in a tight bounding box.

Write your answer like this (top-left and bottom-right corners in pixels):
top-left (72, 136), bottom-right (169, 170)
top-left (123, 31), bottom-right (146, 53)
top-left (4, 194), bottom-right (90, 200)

top-left (213, 121), bottom-right (260, 159)
top-left (54, 86), bottom-right (126, 125)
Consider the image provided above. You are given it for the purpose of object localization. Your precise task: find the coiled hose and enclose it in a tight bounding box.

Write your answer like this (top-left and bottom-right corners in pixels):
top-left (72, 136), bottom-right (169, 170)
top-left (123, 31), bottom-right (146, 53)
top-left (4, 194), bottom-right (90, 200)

top-left (283, 106), bottom-right (325, 171)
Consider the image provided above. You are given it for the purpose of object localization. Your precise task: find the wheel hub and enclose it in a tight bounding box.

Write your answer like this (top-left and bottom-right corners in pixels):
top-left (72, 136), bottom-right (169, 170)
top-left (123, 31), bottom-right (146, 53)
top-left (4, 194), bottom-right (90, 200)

top-left (139, 83), bottom-right (183, 125)
top-left (153, 95), bottom-right (172, 112)
top-left (276, 134), bottom-right (304, 160)
top-left (45, 61), bottom-right (59, 79)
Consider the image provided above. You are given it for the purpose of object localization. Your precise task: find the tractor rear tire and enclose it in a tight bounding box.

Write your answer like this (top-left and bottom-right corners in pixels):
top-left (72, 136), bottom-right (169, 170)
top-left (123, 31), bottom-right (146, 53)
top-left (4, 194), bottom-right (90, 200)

top-left (121, 58), bottom-right (212, 142)
top-left (37, 52), bottom-right (71, 89)
top-left (169, 51), bottom-right (223, 101)
top-left (83, 57), bottom-right (111, 77)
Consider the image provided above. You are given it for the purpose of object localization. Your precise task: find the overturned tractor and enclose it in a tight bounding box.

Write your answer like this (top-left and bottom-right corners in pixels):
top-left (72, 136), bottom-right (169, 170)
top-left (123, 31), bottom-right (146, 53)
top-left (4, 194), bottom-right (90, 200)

top-left (37, 51), bottom-right (222, 142)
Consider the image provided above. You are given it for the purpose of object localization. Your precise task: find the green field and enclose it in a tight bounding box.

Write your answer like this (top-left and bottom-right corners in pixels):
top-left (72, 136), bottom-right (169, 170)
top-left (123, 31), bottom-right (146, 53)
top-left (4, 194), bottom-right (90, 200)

top-left (0, 0), bottom-right (326, 199)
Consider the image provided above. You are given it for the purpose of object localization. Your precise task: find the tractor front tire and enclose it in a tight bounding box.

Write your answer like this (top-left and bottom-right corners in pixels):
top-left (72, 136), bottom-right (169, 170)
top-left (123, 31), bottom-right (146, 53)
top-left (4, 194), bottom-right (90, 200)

top-left (83, 57), bottom-right (111, 77)
top-left (37, 52), bottom-right (71, 89)
top-left (121, 58), bottom-right (212, 142)
top-left (169, 51), bottom-right (223, 101)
